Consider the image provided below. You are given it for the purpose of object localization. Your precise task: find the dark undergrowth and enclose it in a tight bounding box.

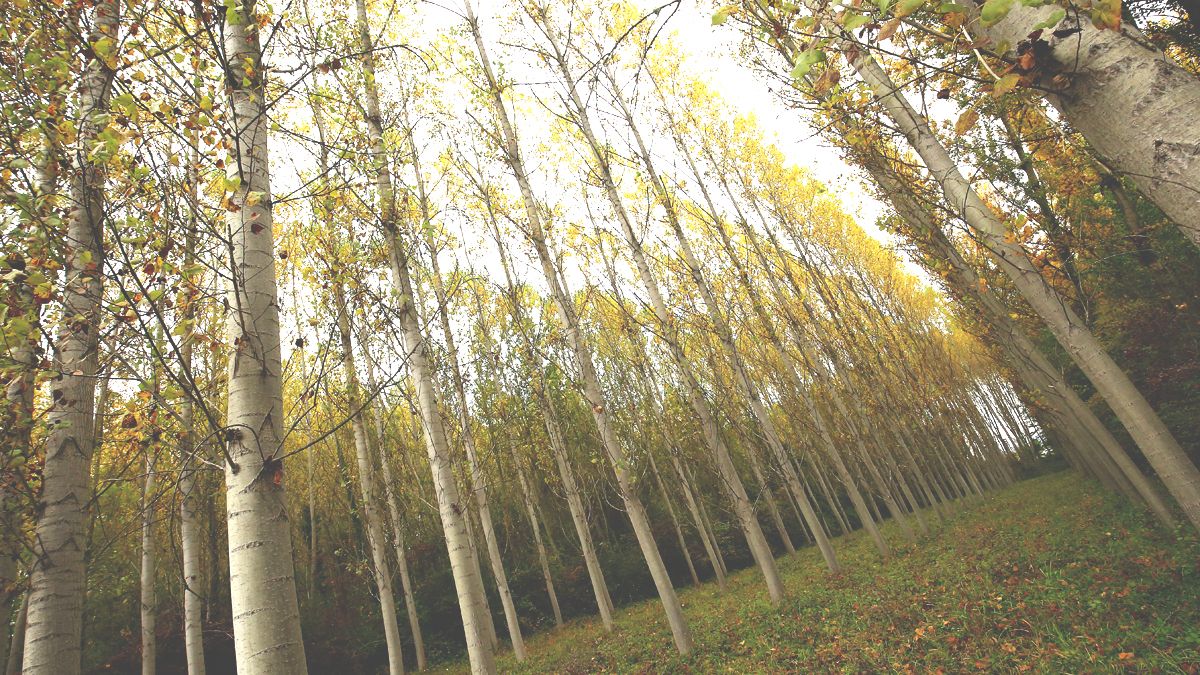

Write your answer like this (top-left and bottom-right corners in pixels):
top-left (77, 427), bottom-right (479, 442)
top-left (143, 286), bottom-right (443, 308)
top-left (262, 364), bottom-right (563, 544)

top-left (439, 471), bottom-right (1200, 673)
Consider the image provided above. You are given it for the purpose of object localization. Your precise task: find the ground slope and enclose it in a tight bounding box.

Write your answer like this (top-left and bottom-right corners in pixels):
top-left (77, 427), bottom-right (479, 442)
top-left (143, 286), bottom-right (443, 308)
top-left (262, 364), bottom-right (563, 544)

top-left (440, 471), bottom-right (1200, 673)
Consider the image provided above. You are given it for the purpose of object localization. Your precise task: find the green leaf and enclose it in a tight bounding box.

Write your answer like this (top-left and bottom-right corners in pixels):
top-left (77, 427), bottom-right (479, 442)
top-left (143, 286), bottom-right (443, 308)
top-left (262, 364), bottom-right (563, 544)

top-left (790, 49), bottom-right (826, 80)
top-left (844, 12), bottom-right (873, 30)
top-left (712, 5), bottom-right (737, 25)
top-left (980, 0), bottom-right (1015, 25)
top-left (92, 37), bottom-right (114, 57)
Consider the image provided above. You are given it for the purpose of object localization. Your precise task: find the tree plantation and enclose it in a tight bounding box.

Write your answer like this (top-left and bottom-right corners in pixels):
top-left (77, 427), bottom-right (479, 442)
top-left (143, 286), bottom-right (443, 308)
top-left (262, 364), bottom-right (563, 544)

top-left (0, 0), bottom-right (1197, 673)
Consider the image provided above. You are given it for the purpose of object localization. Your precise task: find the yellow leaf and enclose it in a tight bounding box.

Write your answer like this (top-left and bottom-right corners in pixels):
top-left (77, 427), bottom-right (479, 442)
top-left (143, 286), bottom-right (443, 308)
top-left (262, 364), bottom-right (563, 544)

top-left (955, 108), bottom-right (979, 135)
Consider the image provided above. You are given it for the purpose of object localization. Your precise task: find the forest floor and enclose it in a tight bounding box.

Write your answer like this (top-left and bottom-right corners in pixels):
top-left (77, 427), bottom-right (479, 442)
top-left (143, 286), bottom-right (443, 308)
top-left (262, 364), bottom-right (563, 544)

top-left (439, 471), bottom-right (1200, 673)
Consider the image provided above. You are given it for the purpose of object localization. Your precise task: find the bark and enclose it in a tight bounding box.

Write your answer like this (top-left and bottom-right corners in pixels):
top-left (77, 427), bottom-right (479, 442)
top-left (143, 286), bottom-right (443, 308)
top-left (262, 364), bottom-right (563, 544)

top-left (141, 453), bottom-right (156, 675)
top-left (22, 1), bottom-right (116, 671)
top-left (844, 46), bottom-right (1200, 530)
top-left (679, 124), bottom-right (889, 558)
top-left (349, 0), bottom-right (493, 668)
top-left (580, 48), bottom-right (784, 602)
top-left (478, 206), bottom-right (615, 628)
top-left (856, 115), bottom-right (1178, 528)
top-left (333, 282), bottom-right (405, 675)
top-left (5, 593), bottom-right (26, 675)
top-left (410, 131), bottom-right (525, 661)
top-left (516, 465), bottom-right (563, 625)
top-left (362, 348), bottom-right (427, 670)
top-left (217, 0), bottom-right (307, 669)
top-left (649, 455), bottom-right (701, 587)
top-left (463, 0), bottom-right (693, 654)
top-left (179, 159), bottom-right (205, 675)
top-left (976, 5), bottom-right (1200, 248)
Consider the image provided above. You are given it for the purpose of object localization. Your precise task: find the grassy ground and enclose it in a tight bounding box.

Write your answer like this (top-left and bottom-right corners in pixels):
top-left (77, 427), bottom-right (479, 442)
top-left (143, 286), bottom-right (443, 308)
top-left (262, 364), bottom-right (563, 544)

top-left (438, 471), bottom-right (1200, 673)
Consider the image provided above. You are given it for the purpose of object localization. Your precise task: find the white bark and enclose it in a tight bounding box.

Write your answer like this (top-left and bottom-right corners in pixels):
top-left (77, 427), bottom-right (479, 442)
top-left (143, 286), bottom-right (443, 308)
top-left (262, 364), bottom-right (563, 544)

top-left (463, 0), bottom-right (693, 654)
top-left (362, 348), bottom-right (427, 670)
top-left (334, 283), bottom-right (405, 675)
top-left (976, 6), bottom-right (1200, 248)
top-left (5, 593), bottom-right (27, 675)
top-left (846, 46), bottom-right (1200, 530)
top-left (516, 465), bottom-right (564, 625)
top-left (22, 1), bottom-right (116, 671)
top-left (411, 134), bottom-right (525, 661)
top-left (580, 53), bottom-right (784, 603)
top-left (349, 0), bottom-right (493, 668)
top-left (218, 1), bottom-right (307, 669)
top-left (141, 455), bottom-right (156, 675)
top-left (179, 160), bottom-right (205, 675)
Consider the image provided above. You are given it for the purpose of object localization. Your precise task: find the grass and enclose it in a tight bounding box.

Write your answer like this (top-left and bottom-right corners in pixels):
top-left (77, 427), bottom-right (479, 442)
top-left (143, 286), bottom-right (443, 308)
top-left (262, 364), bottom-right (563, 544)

top-left (437, 471), bottom-right (1200, 673)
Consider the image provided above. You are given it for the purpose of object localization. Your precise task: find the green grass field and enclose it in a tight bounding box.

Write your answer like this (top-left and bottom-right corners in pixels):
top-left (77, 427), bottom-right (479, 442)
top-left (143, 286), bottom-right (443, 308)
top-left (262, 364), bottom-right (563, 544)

top-left (439, 472), bottom-right (1200, 673)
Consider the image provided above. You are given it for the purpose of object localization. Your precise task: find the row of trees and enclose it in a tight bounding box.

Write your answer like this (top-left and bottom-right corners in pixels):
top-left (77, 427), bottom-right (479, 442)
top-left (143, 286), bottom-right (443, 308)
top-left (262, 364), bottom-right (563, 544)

top-left (0, 0), bottom-right (1194, 673)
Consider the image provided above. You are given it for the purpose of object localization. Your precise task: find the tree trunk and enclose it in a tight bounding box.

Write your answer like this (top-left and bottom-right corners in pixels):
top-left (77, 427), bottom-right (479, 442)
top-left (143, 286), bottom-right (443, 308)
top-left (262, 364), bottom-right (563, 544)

top-left (516, 465), bottom-right (563, 625)
top-left (141, 453), bottom-right (156, 675)
top-left (976, 6), bottom-right (1200, 248)
top-left (649, 455), bottom-right (701, 587)
top-left (217, 0), bottom-right (307, 669)
top-left (333, 282), bottom-right (405, 675)
top-left (5, 593), bottom-right (26, 675)
top-left (583, 51), bottom-right (785, 603)
top-left (362, 348), bottom-right (428, 670)
top-left (22, 2), bottom-right (116, 671)
top-left (845, 48), bottom-right (1200, 530)
top-left (463, 0), bottom-right (693, 654)
top-left (411, 135), bottom-right (525, 660)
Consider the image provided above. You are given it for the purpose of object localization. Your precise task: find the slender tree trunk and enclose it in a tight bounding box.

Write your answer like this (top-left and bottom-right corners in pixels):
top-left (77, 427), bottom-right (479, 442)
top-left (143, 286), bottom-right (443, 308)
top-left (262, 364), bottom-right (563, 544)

top-left (581, 51), bottom-right (785, 602)
top-left (668, 454), bottom-right (727, 588)
top-left (362, 348), bottom-right (427, 670)
top-left (743, 442), bottom-right (795, 554)
top-left (350, 0), bottom-right (494, 668)
top-left (411, 141), bottom-right (525, 661)
top-left (22, 2), bottom-right (116, 671)
top-left (141, 452), bottom-right (156, 675)
top-left (678, 126), bottom-right (888, 558)
top-left (5, 593), bottom-right (26, 675)
top-left (463, 0), bottom-right (693, 653)
top-left (179, 147), bottom-right (206, 675)
top-left (478, 211), bottom-right (615, 628)
top-left (516, 465), bottom-right (563, 625)
top-left (217, 0), bottom-right (307, 668)
top-left (843, 47), bottom-right (1200, 530)
top-left (649, 455), bottom-right (701, 586)
top-left (333, 282), bottom-right (405, 675)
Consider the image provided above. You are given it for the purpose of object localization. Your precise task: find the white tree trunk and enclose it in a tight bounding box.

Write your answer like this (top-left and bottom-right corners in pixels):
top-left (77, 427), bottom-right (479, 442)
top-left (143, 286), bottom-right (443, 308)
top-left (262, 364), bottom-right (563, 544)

top-left (846, 47), bottom-right (1200, 530)
top-left (22, 1), bottom-right (116, 671)
top-left (141, 455), bottom-right (156, 675)
top-left (463, 0), bottom-right (693, 654)
top-left (350, 0), bottom-right (493, 668)
top-left (362, 348), bottom-right (427, 670)
top-left (179, 157), bottom-right (206, 675)
top-left (976, 6), bottom-right (1200, 248)
top-left (585, 58), bottom-right (785, 602)
top-left (218, 1), bottom-right (307, 670)
top-left (5, 593), bottom-right (27, 675)
top-left (412, 139), bottom-right (525, 660)
top-left (516, 465), bottom-right (564, 625)
top-left (333, 283), bottom-right (405, 675)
